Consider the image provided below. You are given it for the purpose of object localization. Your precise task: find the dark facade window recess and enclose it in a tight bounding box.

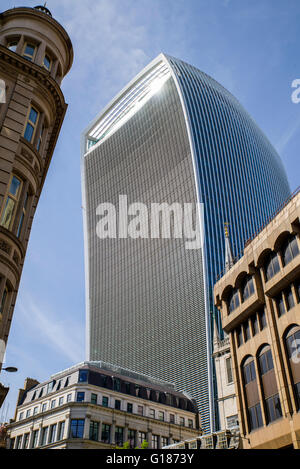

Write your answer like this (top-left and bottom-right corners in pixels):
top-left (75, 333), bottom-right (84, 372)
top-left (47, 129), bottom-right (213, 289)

top-left (281, 235), bottom-right (299, 266)
top-left (264, 251), bottom-right (280, 281)
top-left (242, 276), bottom-right (255, 302)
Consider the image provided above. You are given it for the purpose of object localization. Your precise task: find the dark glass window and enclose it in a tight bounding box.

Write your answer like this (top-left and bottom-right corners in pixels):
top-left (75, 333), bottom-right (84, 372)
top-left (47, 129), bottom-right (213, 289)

top-left (237, 326), bottom-right (243, 347)
top-left (43, 54), bottom-right (51, 71)
top-left (243, 359), bottom-right (256, 384)
top-left (115, 399), bottom-right (121, 410)
top-left (242, 276), bottom-right (255, 302)
top-left (128, 429), bottom-right (136, 448)
top-left (78, 370), bottom-right (88, 382)
top-left (41, 427), bottom-right (48, 446)
top-left (228, 289), bottom-right (240, 313)
top-left (282, 235), bottom-right (299, 266)
top-left (23, 43), bottom-right (36, 61)
top-left (265, 394), bottom-right (282, 423)
top-left (259, 348), bottom-right (274, 375)
top-left (127, 403), bottom-right (133, 413)
top-left (285, 287), bottom-right (295, 311)
top-left (251, 314), bottom-right (259, 336)
top-left (115, 427), bottom-right (124, 446)
top-left (70, 419), bottom-right (84, 438)
top-left (102, 396), bottom-right (109, 407)
top-left (91, 393), bottom-right (97, 405)
top-left (276, 294), bottom-right (285, 317)
top-left (113, 378), bottom-right (121, 391)
top-left (76, 392), bottom-right (85, 402)
top-left (49, 424), bottom-right (57, 444)
top-left (264, 252), bottom-right (280, 281)
top-left (259, 309), bottom-right (267, 329)
top-left (89, 421), bottom-right (99, 441)
top-left (248, 403), bottom-right (263, 430)
top-left (24, 107), bottom-right (39, 143)
top-left (101, 424), bottom-right (111, 443)
top-left (244, 320), bottom-right (251, 342)
top-left (58, 422), bottom-right (65, 441)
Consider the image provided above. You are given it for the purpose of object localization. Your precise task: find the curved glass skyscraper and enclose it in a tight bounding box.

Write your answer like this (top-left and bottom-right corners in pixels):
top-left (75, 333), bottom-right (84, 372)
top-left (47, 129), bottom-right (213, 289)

top-left (81, 54), bottom-right (290, 432)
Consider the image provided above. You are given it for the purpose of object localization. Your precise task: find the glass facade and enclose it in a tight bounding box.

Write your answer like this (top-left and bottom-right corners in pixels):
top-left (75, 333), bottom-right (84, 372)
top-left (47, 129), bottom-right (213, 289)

top-left (82, 54), bottom-right (290, 433)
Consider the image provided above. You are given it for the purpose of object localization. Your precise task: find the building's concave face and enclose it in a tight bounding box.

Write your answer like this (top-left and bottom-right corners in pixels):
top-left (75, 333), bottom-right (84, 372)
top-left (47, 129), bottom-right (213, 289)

top-left (82, 54), bottom-right (290, 432)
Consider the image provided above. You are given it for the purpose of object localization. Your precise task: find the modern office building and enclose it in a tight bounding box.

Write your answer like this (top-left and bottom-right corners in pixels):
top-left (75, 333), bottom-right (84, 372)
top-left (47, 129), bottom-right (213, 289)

top-left (214, 188), bottom-right (300, 448)
top-left (0, 5), bottom-right (73, 383)
top-left (6, 361), bottom-right (200, 449)
top-left (81, 53), bottom-right (290, 432)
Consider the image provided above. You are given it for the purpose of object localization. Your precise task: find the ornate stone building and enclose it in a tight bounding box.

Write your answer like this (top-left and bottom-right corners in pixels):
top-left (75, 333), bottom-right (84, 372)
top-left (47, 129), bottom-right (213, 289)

top-left (0, 5), bottom-right (73, 375)
top-left (214, 188), bottom-right (300, 449)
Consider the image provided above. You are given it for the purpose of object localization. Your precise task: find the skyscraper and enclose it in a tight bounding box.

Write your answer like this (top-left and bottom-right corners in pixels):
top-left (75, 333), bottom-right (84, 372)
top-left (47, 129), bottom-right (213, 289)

top-left (81, 53), bottom-right (290, 432)
top-left (0, 5), bottom-right (73, 390)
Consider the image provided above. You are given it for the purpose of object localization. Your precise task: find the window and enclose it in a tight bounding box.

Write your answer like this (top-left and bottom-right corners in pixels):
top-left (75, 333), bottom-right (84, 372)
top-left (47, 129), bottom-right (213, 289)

top-left (128, 429), bottom-right (136, 448)
top-left (24, 106), bottom-right (39, 143)
top-left (242, 275), bottom-right (255, 302)
top-left (22, 43), bottom-right (36, 61)
top-left (18, 412), bottom-right (24, 421)
top-left (169, 413), bottom-right (175, 424)
top-left (285, 287), bottom-right (295, 311)
top-left (101, 424), bottom-right (111, 443)
top-left (226, 357), bottom-right (233, 384)
top-left (248, 403), bottom-right (263, 431)
top-left (226, 414), bottom-right (238, 429)
top-left (149, 408), bottom-right (155, 418)
top-left (0, 174), bottom-right (22, 230)
top-left (76, 391), bottom-right (85, 402)
top-left (228, 288), bottom-right (239, 313)
top-left (244, 320), bottom-right (251, 342)
top-left (259, 308), bottom-right (267, 329)
top-left (16, 435), bottom-right (22, 449)
top-left (36, 124), bottom-right (45, 152)
top-left (67, 393), bottom-right (72, 402)
top-left (152, 434), bottom-right (159, 449)
top-left (32, 430), bottom-right (39, 448)
top-left (137, 405), bottom-right (144, 416)
top-left (102, 396), bottom-right (109, 407)
top-left (115, 427), bottom-right (124, 446)
top-left (259, 348), bottom-right (274, 375)
top-left (57, 421), bottom-right (65, 441)
top-left (161, 436), bottom-right (168, 447)
top-left (70, 419), bottom-right (85, 438)
top-left (281, 235), bottom-right (299, 266)
top-left (51, 399), bottom-right (56, 409)
top-left (43, 54), bottom-right (51, 71)
top-left (243, 358), bottom-right (256, 385)
top-left (138, 431), bottom-right (147, 446)
top-left (33, 406), bottom-right (38, 415)
top-left (17, 192), bottom-right (28, 238)
top-left (237, 326), bottom-right (243, 347)
top-left (78, 369), bottom-right (88, 382)
top-left (47, 380), bottom-right (55, 394)
top-left (127, 402), bottom-right (133, 413)
top-left (23, 433), bottom-right (30, 449)
top-left (42, 403), bottom-right (47, 412)
top-left (91, 393), bottom-right (97, 405)
top-left (113, 378), bottom-right (121, 391)
top-left (179, 417), bottom-right (185, 426)
top-left (0, 286), bottom-right (8, 316)
top-left (89, 421), bottom-right (99, 441)
top-left (56, 380), bottom-right (62, 391)
top-left (7, 41), bottom-right (18, 52)
top-left (264, 251), bottom-right (280, 281)
top-left (59, 396), bottom-right (64, 406)
top-left (188, 419), bottom-right (193, 428)
top-left (41, 427), bottom-right (48, 446)
top-left (115, 399), bottom-right (121, 410)
top-left (276, 293), bottom-right (286, 317)
top-left (251, 314), bottom-right (259, 336)
top-left (265, 394), bottom-right (282, 423)
top-left (158, 411), bottom-right (164, 421)
top-left (64, 376), bottom-right (70, 387)
top-left (26, 409), bottom-right (31, 418)
top-left (49, 424), bottom-right (57, 444)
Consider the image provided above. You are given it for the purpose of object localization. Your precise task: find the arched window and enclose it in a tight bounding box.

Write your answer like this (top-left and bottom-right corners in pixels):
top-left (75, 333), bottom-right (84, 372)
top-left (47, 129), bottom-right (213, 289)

top-left (281, 235), bottom-right (299, 266)
top-left (285, 326), bottom-right (300, 410)
top-left (258, 346), bottom-right (282, 423)
top-left (242, 275), bottom-right (255, 302)
top-left (264, 251), bottom-right (280, 281)
top-left (242, 357), bottom-right (263, 431)
top-left (228, 288), bottom-right (240, 313)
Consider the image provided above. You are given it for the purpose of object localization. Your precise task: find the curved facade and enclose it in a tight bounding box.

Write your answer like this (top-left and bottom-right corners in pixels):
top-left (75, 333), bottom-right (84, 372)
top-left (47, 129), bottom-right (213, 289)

top-left (82, 54), bottom-right (290, 432)
top-left (0, 6), bottom-right (73, 381)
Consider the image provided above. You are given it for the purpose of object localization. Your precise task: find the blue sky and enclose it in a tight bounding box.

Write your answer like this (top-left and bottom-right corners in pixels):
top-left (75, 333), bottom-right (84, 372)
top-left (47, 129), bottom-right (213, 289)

top-left (1, 0), bottom-right (300, 422)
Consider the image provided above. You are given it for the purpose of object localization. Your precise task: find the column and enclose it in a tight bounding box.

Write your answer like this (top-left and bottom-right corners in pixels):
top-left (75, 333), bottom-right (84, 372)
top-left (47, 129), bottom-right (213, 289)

top-left (83, 413), bottom-right (91, 440)
top-left (111, 419), bottom-right (116, 445)
top-left (147, 428), bottom-right (152, 449)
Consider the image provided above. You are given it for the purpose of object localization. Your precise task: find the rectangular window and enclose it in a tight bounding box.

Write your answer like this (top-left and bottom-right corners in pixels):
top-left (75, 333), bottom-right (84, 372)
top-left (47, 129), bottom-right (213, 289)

top-left (0, 286), bottom-right (8, 316)
top-left (102, 396), bottom-right (109, 407)
top-left (259, 308), bottom-right (267, 329)
top-left (32, 430), bottom-right (39, 448)
top-left (115, 426), bottom-right (124, 446)
top-left (127, 402), bottom-right (133, 413)
top-left (251, 314), bottom-right (259, 336)
top-left (152, 434), bottom-right (159, 449)
top-left (161, 436), bottom-right (168, 447)
top-left (115, 399), bottom-right (121, 410)
top-left (158, 411), bottom-right (164, 421)
top-left (41, 427), bottom-right (48, 446)
top-left (188, 419), bottom-right (193, 428)
top-left (49, 424), bottom-right (57, 444)
top-left (26, 409), bottom-right (31, 418)
top-left (59, 396), bottom-right (64, 406)
top-left (43, 54), bottom-right (52, 71)
top-left (138, 431), bottom-right (147, 446)
top-left (78, 369), bottom-right (88, 382)
top-left (101, 424), bottom-right (111, 443)
top-left (265, 394), bottom-right (282, 423)
top-left (149, 408), bottom-right (155, 419)
top-left (128, 429), bottom-right (136, 448)
top-left (226, 357), bottom-right (233, 384)
top-left (76, 391), bottom-right (85, 402)
top-left (179, 417), bottom-right (185, 426)
top-left (89, 421), bottom-right (99, 441)
top-left (17, 192), bottom-right (28, 238)
top-left (244, 321), bottom-right (251, 342)
top-left (23, 106), bottom-right (39, 143)
top-left (23, 433), bottom-right (30, 449)
top-left (0, 174), bottom-right (22, 230)
top-left (42, 403), bottom-right (47, 412)
top-left (276, 294), bottom-right (286, 317)
top-left (137, 405), bottom-right (144, 416)
top-left (285, 287), bottom-right (295, 311)
top-left (33, 406), bottom-right (38, 415)
top-left (51, 399), bottom-right (56, 409)
top-left (91, 393), bottom-right (97, 405)
top-left (70, 419), bottom-right (85, 439)
top-left (169, 413), bottom-right (175, 424)
top-left (248, 403), bottom-right (263, 430)
top-left (58, 421), bottom-right (65, 441)
top-left (67, 393), bottom-right (72, 402)
top-left (237, 326), bottom-right (243, 347)
top-left (22, 43), bottom-right (36, 61)
top-left (16, 435), bottom-right (22, 449)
